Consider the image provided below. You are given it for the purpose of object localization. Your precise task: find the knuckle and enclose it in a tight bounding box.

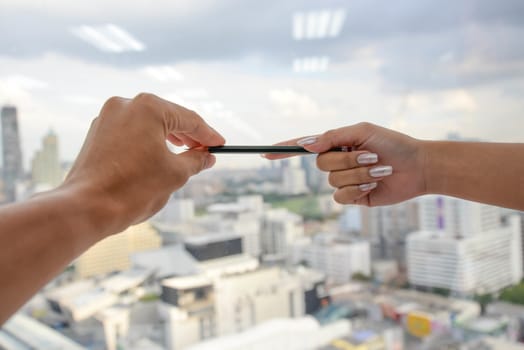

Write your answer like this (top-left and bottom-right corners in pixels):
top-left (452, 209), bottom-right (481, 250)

top-left (133, 92), bottom-right (156, 104)
top-left (316, 155), bottom-right (327, 170)
top-left (323, 129), bottom-right (338, 139)
top-left (102, 96), bottom-right (125, 111)
top-left (131, 93), bottom-right (161, 117)
top-left (328, 172), bottom-right (338, 187)
top-left (356, 168), bottom-right (370, 183)
top-left (343, 153), bottom-right (356, 169)
top-left (356, 121), bottom-right (374, 132)
top-left (333, 189), bottom-right (351, 204)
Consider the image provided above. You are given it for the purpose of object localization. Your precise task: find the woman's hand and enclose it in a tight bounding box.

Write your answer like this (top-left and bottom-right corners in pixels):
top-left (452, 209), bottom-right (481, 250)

top-left (265, 122), bottom-right (427, 206)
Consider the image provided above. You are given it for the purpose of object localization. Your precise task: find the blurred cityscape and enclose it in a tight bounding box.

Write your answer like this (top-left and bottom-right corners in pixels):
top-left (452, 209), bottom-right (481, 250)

top-left (1, 104), bottom-right (524, 350)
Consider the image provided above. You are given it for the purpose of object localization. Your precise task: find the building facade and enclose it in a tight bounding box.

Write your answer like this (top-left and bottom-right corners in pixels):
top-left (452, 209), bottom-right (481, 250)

top-left (31, 130), bottom-right (62, 187)
top-left (289, 233), bottom-right (371, 284)
top-left (75, 221), bottom-right (161, 278)
top-left (407, 216), bottom-right (522, 295)
top-left (1, 105), bottom-right (23, 202)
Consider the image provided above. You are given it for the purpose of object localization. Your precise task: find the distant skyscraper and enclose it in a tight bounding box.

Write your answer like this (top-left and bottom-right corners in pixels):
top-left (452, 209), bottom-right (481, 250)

top-left (300, 154), bottom-right (329, 193)
top-left (31, 130), bottom-right (62, 188)
top-left (360, 200), bottom-right (420, 264)
top-left (1, 105), bottom-right (23, 202)
top-left (281, 157), bottom-right (308, 195)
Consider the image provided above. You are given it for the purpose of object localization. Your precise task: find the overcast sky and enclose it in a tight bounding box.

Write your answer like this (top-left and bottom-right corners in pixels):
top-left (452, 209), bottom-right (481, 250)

top-left (1, 0), bottom-right (523, 169)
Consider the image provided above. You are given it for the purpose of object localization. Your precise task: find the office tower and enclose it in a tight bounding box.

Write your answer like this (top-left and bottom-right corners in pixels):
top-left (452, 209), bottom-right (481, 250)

top-left (407, 215), bottom-right (522, 295)
top-left (75, 221), bottom-right (161, 278)
top-left (261, 208), bottom-right (304, 260)
top-left (282, 157), bottom-right (308, 195)
top-left (300, 154), bottom-right (329, 193)
top-left (418, 195), bottom-right (500, 237)
top-left (1, 105), bottom-right (23, 202)
top-left (31, 130), bottom-right (62, 188)
top-left (289, 233), bottom-right (371, 284)
top-left (360, 199), bottom-right (420, 263)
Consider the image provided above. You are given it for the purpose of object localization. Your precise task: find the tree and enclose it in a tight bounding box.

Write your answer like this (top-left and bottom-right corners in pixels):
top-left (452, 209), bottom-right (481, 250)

top-left (352, 272), bottom-right (371, 282)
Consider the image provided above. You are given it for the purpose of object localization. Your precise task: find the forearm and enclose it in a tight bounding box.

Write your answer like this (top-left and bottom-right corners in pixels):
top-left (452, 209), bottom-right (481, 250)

top-left (0, 185), bottom-right (115, 324)
top-left (424, 141), bottom-right (524, 210)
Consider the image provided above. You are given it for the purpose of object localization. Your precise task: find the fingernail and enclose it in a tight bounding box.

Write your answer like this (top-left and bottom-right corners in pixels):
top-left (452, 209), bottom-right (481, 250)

top-left (357, 153), bottom-right (378, 165)
top-left (297, 136), bottom-right (318, 146)
top-left (260, 154), bottom-right (267, 159)
top-left (370, 165), bottom-right (393, 177)
top-left (359, 182), bottom-right (377, 191)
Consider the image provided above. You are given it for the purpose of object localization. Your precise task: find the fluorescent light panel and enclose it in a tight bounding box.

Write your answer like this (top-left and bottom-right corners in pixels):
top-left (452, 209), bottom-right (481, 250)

top-left (293, 57), bottom-right (330, 73)
top-left (72, 24), bottom-right (145, 53)
top-left (292, 9), bottom-right (346, 40)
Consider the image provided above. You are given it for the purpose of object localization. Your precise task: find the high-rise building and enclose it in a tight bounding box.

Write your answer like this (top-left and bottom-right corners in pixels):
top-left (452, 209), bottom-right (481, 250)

top-left (407, 215), bottom-right (522, 295)
top-left (75, 222), bottom-right (161, 278)
top-left (31, 129), bottom-right (62, 188)
top-left (261, 208), bottom-right (304, 261)
top-left (1, 105), bottom-right (23, 202)
top-left (289, 233), bottom-right (371, 284)
top-left (418, 195), bottom-right (501, 237)
top-left (281, 157), bottom-right (308, 195)
top-left (300, 154), bottom-right (330, 193)
top-left (360, 199), bottom-right (419, 263)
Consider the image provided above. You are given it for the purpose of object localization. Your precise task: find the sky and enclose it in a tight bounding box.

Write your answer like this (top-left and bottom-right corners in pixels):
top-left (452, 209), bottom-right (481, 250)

top-left (1, 0), bottom-right (524, 169)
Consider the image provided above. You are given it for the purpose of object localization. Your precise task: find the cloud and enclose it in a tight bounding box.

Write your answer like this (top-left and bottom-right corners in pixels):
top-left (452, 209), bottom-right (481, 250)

top-left (268, 88), bottom-right (338, 120)
top-left (1, 0), bottom-right (524, 92)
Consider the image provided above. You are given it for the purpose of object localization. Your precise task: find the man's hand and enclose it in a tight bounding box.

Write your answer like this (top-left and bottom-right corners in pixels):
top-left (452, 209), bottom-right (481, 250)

top-left (63, 93), bottom-right (225, 236)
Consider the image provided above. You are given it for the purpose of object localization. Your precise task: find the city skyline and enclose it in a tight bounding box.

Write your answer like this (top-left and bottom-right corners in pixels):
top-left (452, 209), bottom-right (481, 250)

top-left (2, 1), bottom-right (524, 349)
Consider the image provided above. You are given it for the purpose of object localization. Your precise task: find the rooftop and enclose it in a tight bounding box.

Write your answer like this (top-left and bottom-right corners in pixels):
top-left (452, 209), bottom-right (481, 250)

top-left (0, 313), bottom-right (86, 350)
top-left (162, 274), bottom-right (212, 290)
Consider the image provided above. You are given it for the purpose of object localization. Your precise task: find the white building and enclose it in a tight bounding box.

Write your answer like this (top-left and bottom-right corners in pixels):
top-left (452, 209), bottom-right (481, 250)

top-left (187, 316), bottom-right (351, 350)
top-left (281, 158), bottom-right (308, 195)
top-left (155, 197), bottom-right (195, 224)
top-left (160, 256), bottom-right (321, 350)
top-left (418, 195), bottom-right (501, 237)
top-left (407, 215), bottom-right (522, 295)
top-left (261, 208), bottom-right (304, 260)
top-left (289, 233), bottom-right (371, 284)
top-left (206, 196), bottom-right (265, 258)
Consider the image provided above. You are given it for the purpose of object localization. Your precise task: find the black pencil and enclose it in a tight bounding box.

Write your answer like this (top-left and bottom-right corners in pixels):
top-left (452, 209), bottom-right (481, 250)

top-left (207, 146), bottom-right (348, 154)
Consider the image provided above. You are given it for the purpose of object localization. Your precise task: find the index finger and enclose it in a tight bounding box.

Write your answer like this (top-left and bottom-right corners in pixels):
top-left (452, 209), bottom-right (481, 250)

top-left (143, 93), bottom-right (226, 146)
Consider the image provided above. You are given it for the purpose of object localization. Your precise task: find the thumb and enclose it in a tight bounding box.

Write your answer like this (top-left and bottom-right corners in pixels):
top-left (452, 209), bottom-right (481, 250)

top-left (173, 149), bottom-right (216, 178)
top-left (298, 122), bottom-right (375, 153)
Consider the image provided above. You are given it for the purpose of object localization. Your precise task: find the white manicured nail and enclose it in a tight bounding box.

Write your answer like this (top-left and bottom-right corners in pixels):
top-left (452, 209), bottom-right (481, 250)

top-left (297, 136), bottom-right (318, 146)
top-left (359, 182), bottom-right (377, 191)
top-left (357, 153), bottom-right (378, 165)
top-left (370, 165), bottom-right (393, 177)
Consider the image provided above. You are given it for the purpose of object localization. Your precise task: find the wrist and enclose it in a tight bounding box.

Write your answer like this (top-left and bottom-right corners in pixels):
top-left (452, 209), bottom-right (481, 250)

top-left (52, 182), bottom-right (129, 242)
top-left (421, 140), bottom-right (448, 196)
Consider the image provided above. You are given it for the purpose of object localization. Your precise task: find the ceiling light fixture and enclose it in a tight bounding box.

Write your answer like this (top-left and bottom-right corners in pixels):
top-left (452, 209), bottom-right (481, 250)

top-left (293, 57), bottom-right (330, 73)
top-left (72, 24), bottom-right (145, 53)
top-left (292, 9), bottom-right (346, 40)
